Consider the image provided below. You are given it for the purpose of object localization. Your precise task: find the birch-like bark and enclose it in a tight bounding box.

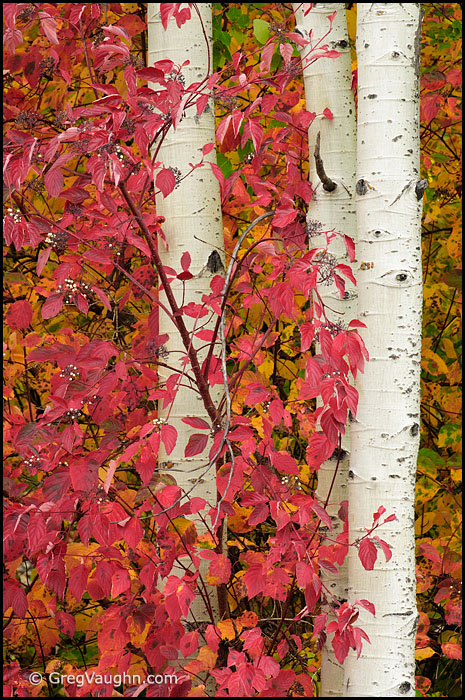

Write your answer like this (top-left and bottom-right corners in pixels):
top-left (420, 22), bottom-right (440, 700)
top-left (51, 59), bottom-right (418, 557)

top-left (147, 4), bottom-right (225, 626)
top-left (293, 4), bottom-right (356, 695)
top-left (344, 4), bottom-right (422, 696)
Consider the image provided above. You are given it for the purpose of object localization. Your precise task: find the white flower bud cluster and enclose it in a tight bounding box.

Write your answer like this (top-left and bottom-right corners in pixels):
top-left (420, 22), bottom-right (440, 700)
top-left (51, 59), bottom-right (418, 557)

top-left (44, 230), bottom-right (68, 253)
top-left (66, 408), bottom-right (82, 420)
top-left (57, 278), bottom-right (92, 301)
top-left (60, 364), bottom-right (80, 381)
top-left (96, 484), bottom-right (106, 504)
top-left (23, 456), bottom-right (42, 469)
top-left (6, 207), bottom-right (22, 223)
top-left (115, 144), bottom-right (125, 162)
top-left (57, 278), bottom-right (78, 295)
top-left (210, 421), bottom-right (223, 437)
top-left (321, 370), bottom-right (342, 379)
top-left (82, 394), bottom-right (101, 406)
top-left (45, 232), bottom-right (60, 245)
top-left (152, 417), bottom-right (167, 432)
top-left (107, 242), bottom-right (121, 257)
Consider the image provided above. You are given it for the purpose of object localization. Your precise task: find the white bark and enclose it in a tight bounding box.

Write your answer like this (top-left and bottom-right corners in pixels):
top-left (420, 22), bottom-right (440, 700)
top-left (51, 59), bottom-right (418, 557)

top-left (293, 4), bottom-right (356, 695)
top-left (147, 4), bottom-right (224, 626)
top-left (344, 4), bottom-right (422, 696)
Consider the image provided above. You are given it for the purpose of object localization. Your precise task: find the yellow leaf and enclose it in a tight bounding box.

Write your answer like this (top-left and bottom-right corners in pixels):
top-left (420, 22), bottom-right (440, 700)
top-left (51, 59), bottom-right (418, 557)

top-left (415, 646), bottom-right (436, 661)
top-left (228, 505), bottom-right (253, 533)
top-left (75, 612), bottom-right (94, 633)
top-left (446, 223), bottom-right (462, 260)
top-left (415, 511), bottom-right (436, 535)
top-left (257, 355), bottom-right (274, 379)
top-left (251, 414), bottom-right (265, 438)
top-left (415, 477), bottom-right (440, 506)
top-left (196, 645), bottom-right (217, 671)
top-left (421, 348), bottom-right (449, 376)
top-left (275, 358), bottom-right (299, 380)
top-left (442, 338), bottom-right (457, 359)
top-left (217, 619), bottom-right (240, 640)
top-left (346, 6), bottom-right (357, 43)
top-left (64, 542), bottom-right (99, 571)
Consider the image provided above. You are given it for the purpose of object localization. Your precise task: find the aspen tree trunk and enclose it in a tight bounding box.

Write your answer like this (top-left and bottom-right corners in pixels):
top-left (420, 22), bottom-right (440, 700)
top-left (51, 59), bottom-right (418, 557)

top-left (147, 4), bottom-right (225, 626)
top-left (293, 4), bottom-right (356, 695)
top-left (344, 4), bottom-right (423, 696)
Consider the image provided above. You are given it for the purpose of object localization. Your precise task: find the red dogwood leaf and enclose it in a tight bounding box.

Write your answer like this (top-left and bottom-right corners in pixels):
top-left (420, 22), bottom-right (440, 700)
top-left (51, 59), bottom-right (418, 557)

top-left (358, 538), bottom-right (378, 570)
top-left (185, 433), bottom-right (208, 457)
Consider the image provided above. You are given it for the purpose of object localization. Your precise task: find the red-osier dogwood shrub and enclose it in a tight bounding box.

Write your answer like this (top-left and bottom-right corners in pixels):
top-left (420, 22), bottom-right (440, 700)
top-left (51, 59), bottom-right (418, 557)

top-left (3, 4), bottom-right (394, 696)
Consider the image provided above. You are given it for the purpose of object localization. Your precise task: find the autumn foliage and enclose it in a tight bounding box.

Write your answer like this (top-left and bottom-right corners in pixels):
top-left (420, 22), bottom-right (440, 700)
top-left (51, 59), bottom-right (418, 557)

top-left (3, 2), bottom-right (461, 698)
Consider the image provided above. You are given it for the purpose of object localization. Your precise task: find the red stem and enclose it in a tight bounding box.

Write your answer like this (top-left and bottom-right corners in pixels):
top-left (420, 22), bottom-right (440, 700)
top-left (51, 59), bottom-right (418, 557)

top-left (118, 182), bottom-right (219, 425)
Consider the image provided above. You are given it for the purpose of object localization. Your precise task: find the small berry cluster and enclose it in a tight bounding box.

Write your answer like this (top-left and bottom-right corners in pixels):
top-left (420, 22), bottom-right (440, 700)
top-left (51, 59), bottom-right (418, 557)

top-left (97, 142), bottom-right (126, 161)
top-left (60, 364), bottom-right (80, 381)
top-left (137, 100), bottom-right (156, 115)
top-left (115, 144), bottom-right (126, 162)
top-left (72, 137), bottom-right (90, 154)
top-left (65, 408), bottom-right (82, 420)
top-left (152, 417), bottom-right (167, 432)
top-left (166, 70), bottom-right (186, 86)
top-left (213, 91), bottom-right (238, 111)
top-left (314, 250), bottom-right (338, 285)
top-left (23, 456), bottom-right (42, 470)
top-left (269, 21), bottom-right (286, 39)
top-left (38, 57), bottom-right (56, 80)
top-left (121, 116), bottom-right (136, 135)
top-left (283, 60), bottom-right (301, 78)
top-left (5, 207), bottom-right (22, 223)
top-left (95, 484), bottom-right (107, 504)
top-left (15, 111), bottom-right (39, 129)
top-left (127, 54), bottom-right (144, 69)
top-left (146, 339), bottom-right (168, 359)
top-left (82, 394), bottom-right (101, 407)
top-left (45, 231), bottom-right (68, 253)
top-left (53, 110), bottom-right (67, 129)
top-left (29, 177), bottom-right (45, 193)
top-left (92, 29), bottom-right (105, 48)
top-left (210, 421), bottom-right (223, 437)
top-left (18, 4), bottom-right (35, 21)
top-left (67, 203), bottom-right (82, 218)
top-left (321, 370), bottom-right (342, 379)
top-left (315, 320), bottom-right (346, 341)
top-left (168, 166), bottom-right (182, 186)
top-left (305, 219), bottom-right (324, 238)
top-left (57, 278), bottom-right (91, 302)
top-left (107, 241), bottom-right (121, 257)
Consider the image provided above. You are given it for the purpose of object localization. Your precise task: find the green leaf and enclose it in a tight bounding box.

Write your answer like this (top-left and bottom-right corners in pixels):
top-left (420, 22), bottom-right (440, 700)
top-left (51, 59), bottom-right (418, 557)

top-left (229, 27), bottom-right (247, 45)
top-left (227, 7), bottom-right (249, 29)
top-left (213, 27), bottom-right (231, 47)
top-left (216, 153), bottom-right (233, 180)
top-left (253, 19), bottom-right (270, 44)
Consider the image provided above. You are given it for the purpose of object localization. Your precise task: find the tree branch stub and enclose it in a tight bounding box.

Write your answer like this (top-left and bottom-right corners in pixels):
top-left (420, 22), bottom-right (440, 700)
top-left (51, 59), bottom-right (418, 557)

top-left (314, 131), bottom-right (337, 192)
